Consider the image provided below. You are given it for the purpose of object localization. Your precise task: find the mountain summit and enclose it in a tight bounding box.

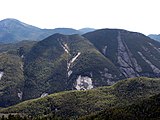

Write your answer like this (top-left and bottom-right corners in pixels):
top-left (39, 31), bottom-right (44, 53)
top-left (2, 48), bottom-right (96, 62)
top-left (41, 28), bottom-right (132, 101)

top-left (0, 18), bottom-right (39, 30)
top-left (84, 29), bottom-right (160, 78)
top-left (0, 18), bottom-right (42, 43)
top-left (0, 18), bottom-right (80, 43)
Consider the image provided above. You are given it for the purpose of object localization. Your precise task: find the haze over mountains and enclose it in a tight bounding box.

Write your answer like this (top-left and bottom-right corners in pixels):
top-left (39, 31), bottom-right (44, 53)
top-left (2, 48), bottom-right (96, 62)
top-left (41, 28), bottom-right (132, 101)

top-left (0, 18), bottom-right (160, 119)
top-left (0, 18), bottom-right (95, 43)
top-left (148, 34), bottom-right (160, 42)
top-left (0, 18), bottom-right (159, 44)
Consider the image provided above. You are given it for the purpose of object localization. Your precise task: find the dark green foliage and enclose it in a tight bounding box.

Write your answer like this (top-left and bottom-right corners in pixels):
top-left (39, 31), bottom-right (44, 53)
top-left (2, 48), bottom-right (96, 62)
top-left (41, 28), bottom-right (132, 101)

top-left (1, 77), bottom-right (160, 119)
top-left (82, 93), bottom-right (160, 120)
top-left (0, 40), bottom-right (36, 55)
top-left (0, 113), bottom-right (63, 120)
top-left (125, 93), bottom-right (160, 119)
top-left (23, 34), bottom-right (68, 100)
top-left (0, 53), bottom-right (24, 107)
top-left (0, 40), bottom-right (36, 107)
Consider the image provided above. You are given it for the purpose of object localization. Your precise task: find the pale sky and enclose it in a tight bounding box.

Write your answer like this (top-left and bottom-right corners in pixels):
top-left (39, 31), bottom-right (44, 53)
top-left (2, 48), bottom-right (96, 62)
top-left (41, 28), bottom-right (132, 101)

top-left (0, 0), bottom-right (160, 35)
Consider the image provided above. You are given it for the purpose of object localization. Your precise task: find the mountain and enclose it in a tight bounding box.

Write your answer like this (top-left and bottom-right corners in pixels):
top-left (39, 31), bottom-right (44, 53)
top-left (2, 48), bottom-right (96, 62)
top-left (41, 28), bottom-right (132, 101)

top-left (148, 34), bottom-right (160, 42)
top-left (79, 28), bottom-right (96, 34)
top-left (0, 18), bottom-right (43, 43)
top-left (0, 77), bottom-right (160, 119)
top-left (0, 18), bottom-right (80, 43)
top-left (0, 33), bottom-right (121, 107)
top-left (84, 29), bottom-right (160, 78)
top-left (0, 29), bottom-right (160, 107)
top-left (23, 33), bottom-right (121, 100)
top-left (44, 28), bottom-right (80, 35)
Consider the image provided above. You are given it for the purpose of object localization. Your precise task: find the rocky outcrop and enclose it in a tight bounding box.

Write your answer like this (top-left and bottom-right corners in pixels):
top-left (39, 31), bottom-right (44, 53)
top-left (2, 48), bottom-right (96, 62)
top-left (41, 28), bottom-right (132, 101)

top-left (68, 70), bottom-right (73, 77)
top-left (102, 46), bottom-right (107, 55)
top-left (117, 32), bottom-right (142, 78)
top-left (138, 51), bottom-right (160, 74)
top-left (100, 68), bottom-right (116, 85)
top-left (67, 52), bottom-right (81, 77)
top-left (67, 52), bottom-right (81, 69)
top-left (148, 42), bottom-right (160, 54)
top-left (75, 75), bottom-right (93, 90)
top-left (0, 71), bottom-right (4, 80)
top-left (60, 42), bottom-right (69, 54)
top-left (17, 90), bottom-right (23, 100)
top-left (40, 93), bottom-right (48, 98)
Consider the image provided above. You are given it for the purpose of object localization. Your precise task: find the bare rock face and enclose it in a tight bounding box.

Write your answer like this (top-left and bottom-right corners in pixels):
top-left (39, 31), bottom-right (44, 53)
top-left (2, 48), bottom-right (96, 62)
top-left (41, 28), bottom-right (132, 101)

top-left (67, 52), bottom-right (81, 78)
top-left (117, 32), bottom-right (142, 78)
top-left (0, 71), bottom-right (4, 80)
top-left (40, 93), bottom-right (48, 98)
top-left (60, 41), bottom-right (69, 54)
top-left (102, 46), bottom-right (107, 55)
top-left (148, 42), bottom-right (160, 54)
top-left (17, 90), bottom-right (23, 100)
top-left (99, 68), bottom-right (116, 85)
top-left (68, 70), bottom-right (73, 77)
top-left (138, 52), bottom-right (160, 74)
top-left (75, 75), bottom-right (93, 90)
top-left (67, 52), bottom-right (81, 71)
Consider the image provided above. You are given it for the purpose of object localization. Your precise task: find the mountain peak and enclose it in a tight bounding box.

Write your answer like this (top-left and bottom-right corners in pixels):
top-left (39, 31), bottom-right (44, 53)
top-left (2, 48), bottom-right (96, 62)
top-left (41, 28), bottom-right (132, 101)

top-left (0, 18), bottom-right (22, 25)
top-left (1, 18), bottom-right (20, 21)
top-left (0, 18), bottom-right (36, 29)
top-left (0, 18), bottom-right (83, 43)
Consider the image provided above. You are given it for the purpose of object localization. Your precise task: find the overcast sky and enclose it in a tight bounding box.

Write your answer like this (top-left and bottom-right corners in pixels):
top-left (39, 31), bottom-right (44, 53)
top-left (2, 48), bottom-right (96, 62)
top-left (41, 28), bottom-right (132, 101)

top-left (0, 0), bottom-right (160, 35)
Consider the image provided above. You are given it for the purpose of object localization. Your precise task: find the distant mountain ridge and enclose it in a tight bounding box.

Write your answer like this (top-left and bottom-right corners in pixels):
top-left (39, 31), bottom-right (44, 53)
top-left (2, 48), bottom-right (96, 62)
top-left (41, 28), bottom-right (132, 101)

top-left (148, 34), bottom-right (160, 42)
top-left (0, 18), bottom-right (92, 43)
top-left (79, 28), bottom-right (96, 34)
top-left (0, 18), bottom-right (43, 43)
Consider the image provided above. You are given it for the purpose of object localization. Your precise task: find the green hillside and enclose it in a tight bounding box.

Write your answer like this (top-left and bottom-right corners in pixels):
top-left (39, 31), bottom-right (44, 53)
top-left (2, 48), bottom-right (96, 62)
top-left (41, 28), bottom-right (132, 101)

top-left (82, 92), bottom-right (160, 120)
top-left (0, 41), bottom-right (36, 107)
top-left (1, 77), bottom-right (160, 119)
top-left (0, 53), bottom-right (24, 107)
top-left (0, 40), bottom-right (36, 54)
